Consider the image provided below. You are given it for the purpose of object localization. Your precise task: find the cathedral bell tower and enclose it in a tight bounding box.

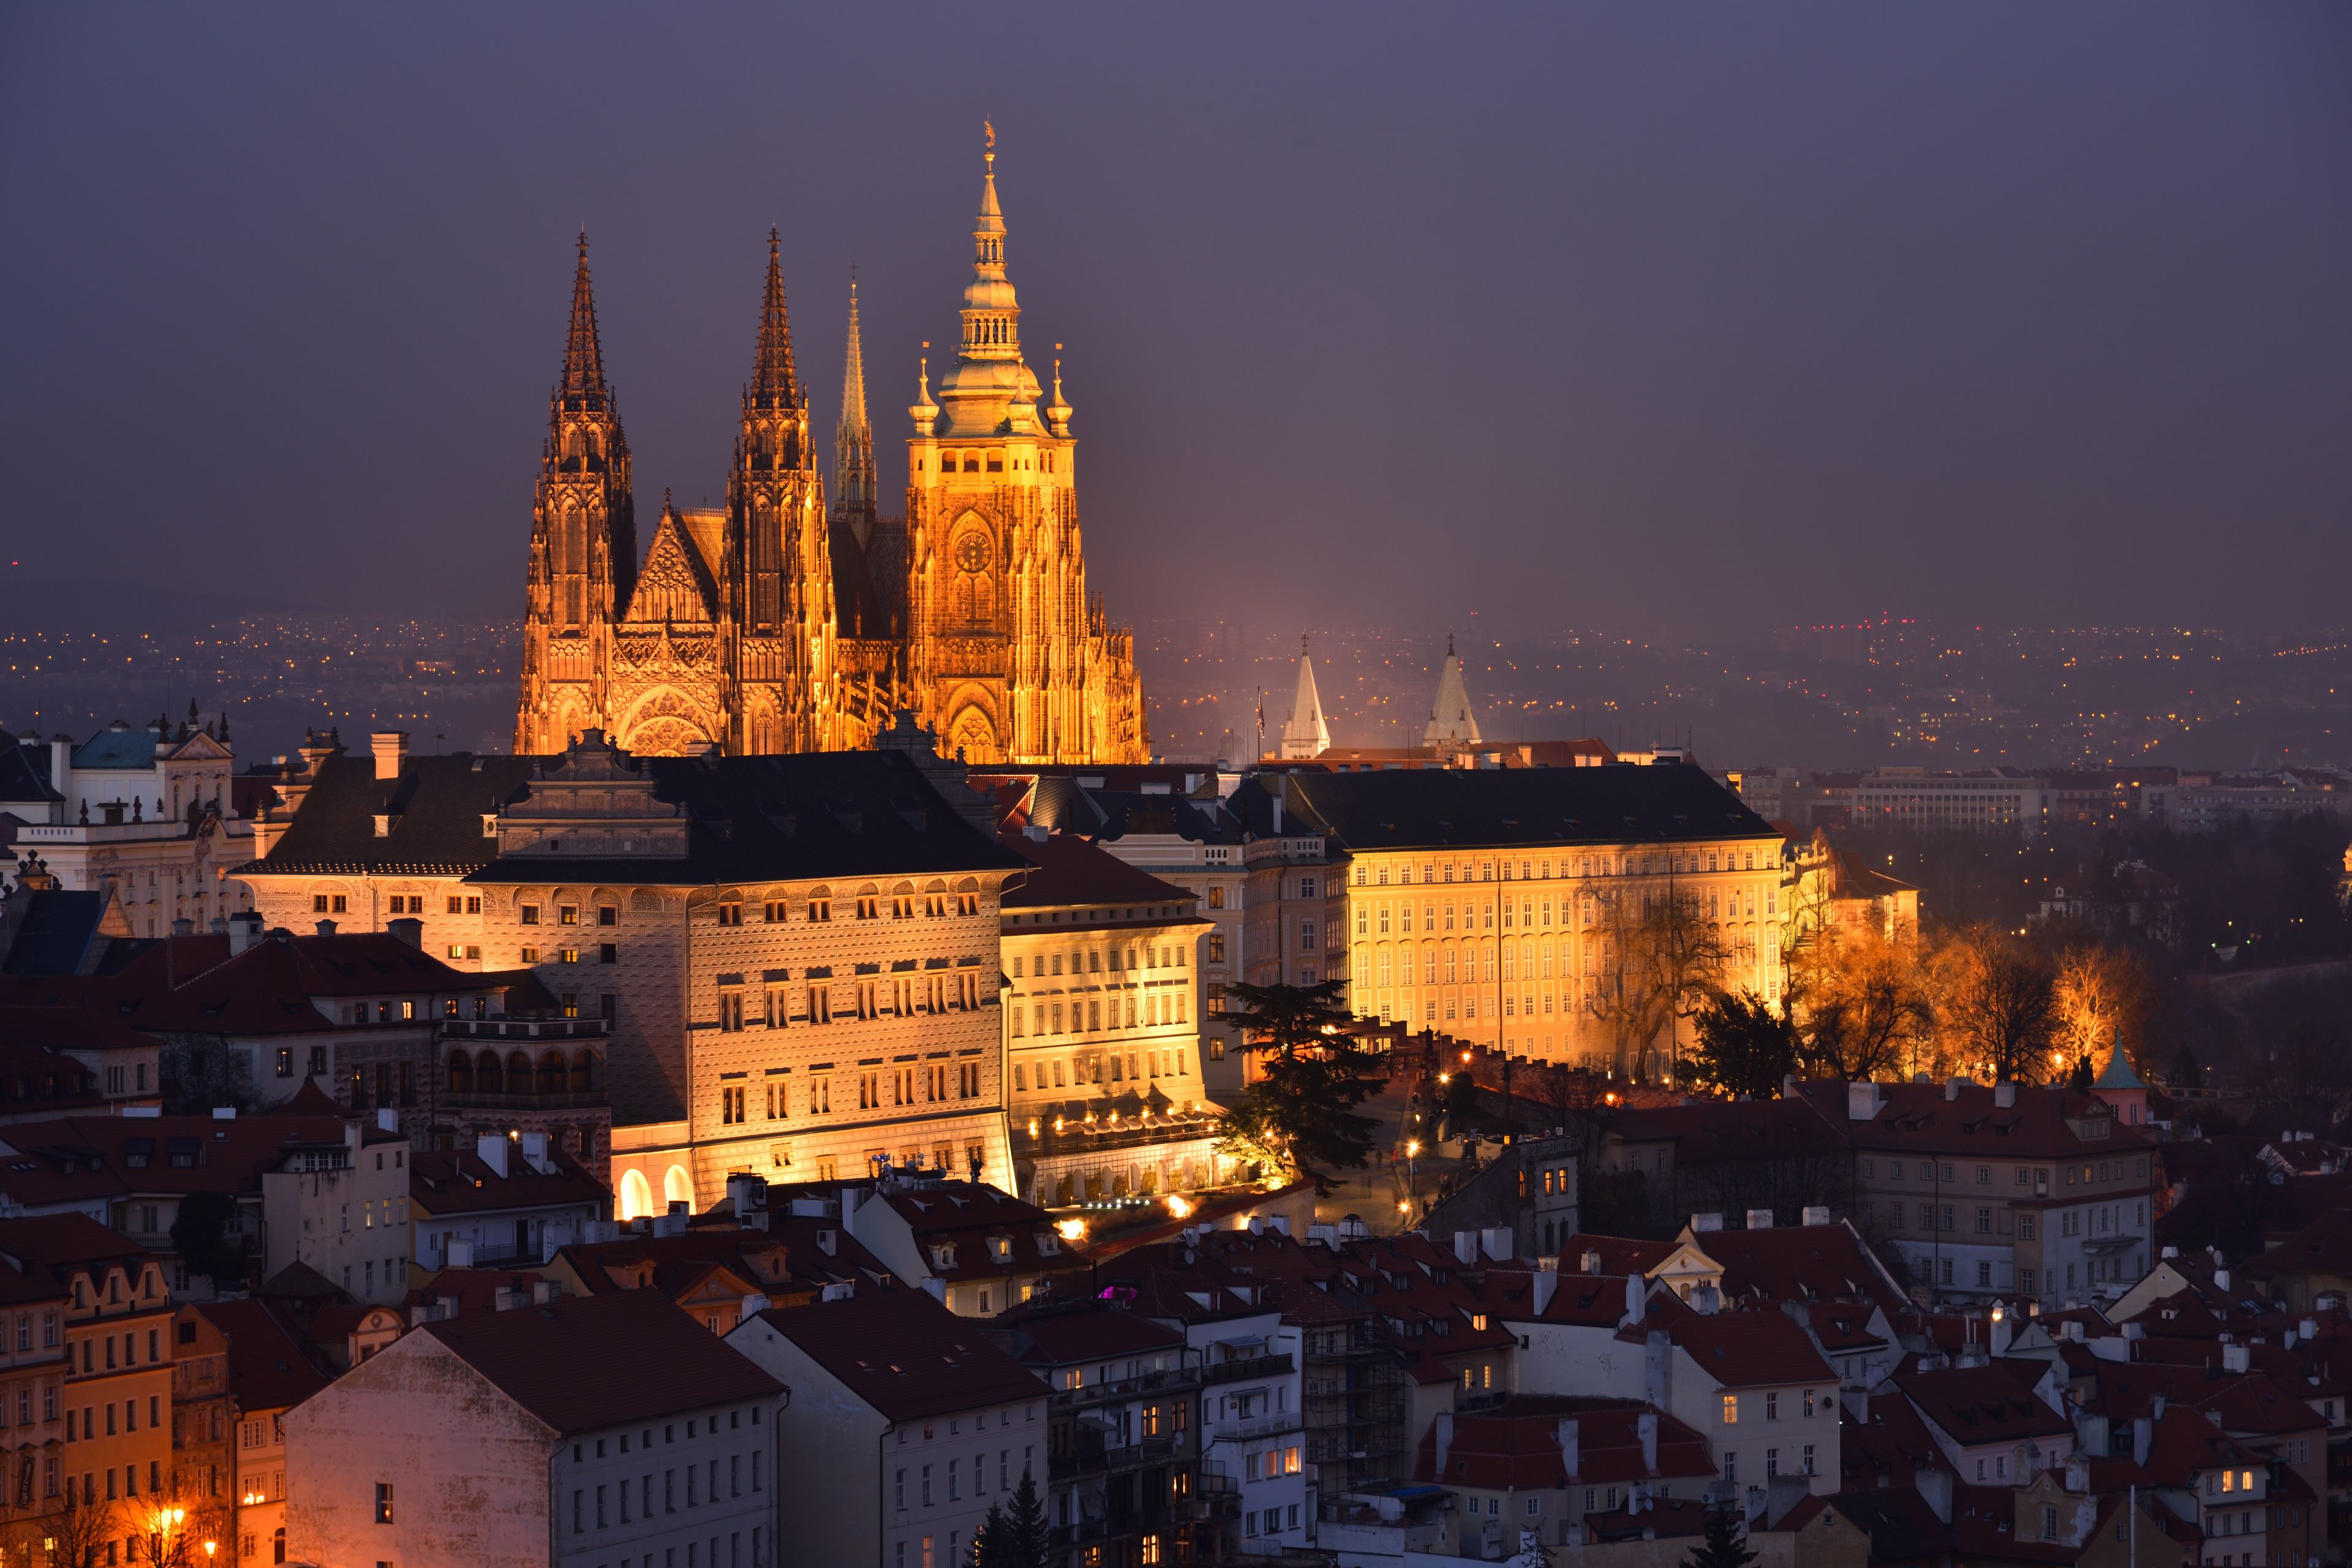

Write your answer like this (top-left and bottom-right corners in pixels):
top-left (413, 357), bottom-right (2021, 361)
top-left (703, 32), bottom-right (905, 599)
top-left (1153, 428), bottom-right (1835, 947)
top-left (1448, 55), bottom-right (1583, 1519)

top-left (723, 230), bottom-right (837, 753)
top-left (517, 233), bottom-right (636, 753)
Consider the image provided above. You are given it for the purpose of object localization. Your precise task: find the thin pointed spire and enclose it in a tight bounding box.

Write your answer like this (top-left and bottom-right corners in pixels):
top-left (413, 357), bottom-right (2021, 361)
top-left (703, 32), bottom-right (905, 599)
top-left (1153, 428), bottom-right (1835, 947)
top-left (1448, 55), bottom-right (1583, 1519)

top-left (751, 227), bottom-right (798, 401)
top-left (834, 269), bottom-right (875, 520)
top-left (1280, 635), bottom-right (1331, 760)
top-left (561, 230), bottom-right (608, 398)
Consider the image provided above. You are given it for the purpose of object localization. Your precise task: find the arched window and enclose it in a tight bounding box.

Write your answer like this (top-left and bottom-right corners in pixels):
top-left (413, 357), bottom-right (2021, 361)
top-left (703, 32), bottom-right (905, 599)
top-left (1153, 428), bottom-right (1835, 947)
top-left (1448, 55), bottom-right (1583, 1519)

top-left (538, 1051), bottom-right (567, 1095)
top-left (476, 1050), bottom-right (503, 1095)
top-left (448, 1052), bottom-right (473, 1095)
top-left (663, 1165), bottom-right (694, 1212)
top-left (505, 1051), bottom-right (532, 1091)
top-left (571, 1050), bottom-right (598, 1094)
top-left (619, 1169), bottom-right (654, 1222)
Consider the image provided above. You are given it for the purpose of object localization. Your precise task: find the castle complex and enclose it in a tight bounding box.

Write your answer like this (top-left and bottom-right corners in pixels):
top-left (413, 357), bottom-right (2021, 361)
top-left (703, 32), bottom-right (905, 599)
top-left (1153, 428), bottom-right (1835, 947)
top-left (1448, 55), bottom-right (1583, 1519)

top-left (514, 140), bottom-right (1149, 766)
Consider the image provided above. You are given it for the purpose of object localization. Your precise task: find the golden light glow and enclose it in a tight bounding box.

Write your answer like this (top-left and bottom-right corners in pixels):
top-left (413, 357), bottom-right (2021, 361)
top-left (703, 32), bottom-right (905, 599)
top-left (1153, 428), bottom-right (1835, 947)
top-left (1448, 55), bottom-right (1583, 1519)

top-left (1405, 1140), bottom-right (1420, 1158)
top-left (1164, 1194), bottom-right (1194, 1219)
top-left (1055, 1218), bottom-right (1088, 1244)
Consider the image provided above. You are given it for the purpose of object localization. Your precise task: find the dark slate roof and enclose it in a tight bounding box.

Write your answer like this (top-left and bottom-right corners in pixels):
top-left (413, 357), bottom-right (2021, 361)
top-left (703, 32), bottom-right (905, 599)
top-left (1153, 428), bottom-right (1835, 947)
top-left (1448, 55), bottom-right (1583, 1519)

top-left (998, 830), bottom-right (1199, 912)
top-left (1268, 764), bottom-right (1781, 853)
top-left (0, 892), bottom-right (110, 976)
top-left (249, 747), bottom-right (1025, 885)
top-left (69, 725), bottom-right (165, 771)
top-left (0, 733), bottom-right (62, 807)
top-left (748, 1289), bottom-right (1046, 1422)
top-left (1067, 788), bottom-right (1243, 846)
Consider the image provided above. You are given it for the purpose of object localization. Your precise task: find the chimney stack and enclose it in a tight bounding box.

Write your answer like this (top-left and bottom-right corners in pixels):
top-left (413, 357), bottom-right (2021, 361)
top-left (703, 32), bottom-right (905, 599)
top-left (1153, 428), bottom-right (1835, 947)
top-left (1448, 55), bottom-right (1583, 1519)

top-left (1435, 1412), bottom-right (1454, 1475)
top-left (476, 1133), bottom-right (511, 1180)
top-left (371, 731), bottom-right (409, 781)
top-left (227, 910), bottom-right (262, 954)
top-left (1557, 1419), bottom-right (1580, 1480)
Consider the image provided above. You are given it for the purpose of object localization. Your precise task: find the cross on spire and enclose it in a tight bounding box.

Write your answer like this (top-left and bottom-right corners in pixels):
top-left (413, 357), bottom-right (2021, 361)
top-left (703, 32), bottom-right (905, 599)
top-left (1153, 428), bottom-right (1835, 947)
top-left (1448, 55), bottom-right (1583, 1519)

top-left (560, 230), bottom-right (608, 399)
top-left (750, 227), bottom-right (798, 402)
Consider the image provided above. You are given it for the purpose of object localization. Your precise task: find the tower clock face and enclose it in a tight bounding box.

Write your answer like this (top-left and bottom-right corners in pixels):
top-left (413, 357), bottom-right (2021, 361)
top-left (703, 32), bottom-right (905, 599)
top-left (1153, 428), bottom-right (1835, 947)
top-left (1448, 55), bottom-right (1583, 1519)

top-left (953, 532), bottom-right (991, 573)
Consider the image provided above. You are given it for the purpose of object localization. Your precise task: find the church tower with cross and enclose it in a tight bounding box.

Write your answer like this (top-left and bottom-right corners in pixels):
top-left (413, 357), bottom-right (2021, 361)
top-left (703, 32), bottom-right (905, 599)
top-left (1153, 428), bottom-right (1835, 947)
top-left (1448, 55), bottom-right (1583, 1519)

top-left (511, 133), bottom-right (1146, 763)
top-left (900, 131), bottom-right (1148, 765)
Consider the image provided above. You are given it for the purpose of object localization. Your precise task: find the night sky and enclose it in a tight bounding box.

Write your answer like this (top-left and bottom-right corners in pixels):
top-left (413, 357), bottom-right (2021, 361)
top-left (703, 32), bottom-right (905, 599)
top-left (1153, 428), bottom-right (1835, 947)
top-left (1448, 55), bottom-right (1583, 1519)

top-left (4, 5), bottom-right (2347, 641)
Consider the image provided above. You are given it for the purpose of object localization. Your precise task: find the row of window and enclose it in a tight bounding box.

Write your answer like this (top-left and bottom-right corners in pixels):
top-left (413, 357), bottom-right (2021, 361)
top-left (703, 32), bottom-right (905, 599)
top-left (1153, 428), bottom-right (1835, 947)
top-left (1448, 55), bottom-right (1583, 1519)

top-left (1865, 1158), bottom-right (2149, 1185)
top-left (711, 1059), bottom-right (987, 1125)
top-left (894, 1449), bottom-right (1036, 1510)
top-left (1721, 1389), bottom-right (1831, 1424)
top-left (1010, 943), bottom-right (1189, 979)
top-left (717, 975), bottom-right (986, 1032)
top-left (1009, 993), bottom-right (1190, 1036)
top-left (1011, 1049), bottom-right (1187, 1093)
top-left (1717, 1444), bottom-right (1818, 1484)
top-left (1353, 850), bottom-right (1770, 888)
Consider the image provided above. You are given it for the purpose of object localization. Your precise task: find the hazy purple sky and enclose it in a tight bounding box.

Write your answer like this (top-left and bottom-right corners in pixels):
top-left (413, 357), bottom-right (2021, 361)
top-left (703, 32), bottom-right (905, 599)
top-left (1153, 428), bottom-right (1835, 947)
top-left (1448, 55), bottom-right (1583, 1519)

top-left (4, 6), bottom-right (2346, 641)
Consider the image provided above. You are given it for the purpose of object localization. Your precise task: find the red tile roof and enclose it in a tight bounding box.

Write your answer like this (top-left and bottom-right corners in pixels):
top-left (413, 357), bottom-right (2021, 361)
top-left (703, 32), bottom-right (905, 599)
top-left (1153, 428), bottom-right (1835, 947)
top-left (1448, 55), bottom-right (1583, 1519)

top-left (421, 1287), bottom-right (779, 1434)
top-left (1686, 1220), bottom-right (1907, 1313)
top-left (749, 1289), bottom-right (1045, 1422)
top-left (1410, 1398), bottom-right (1714, 1490)
top-left (1893, 1360), bottom-right (2071, 1446)
top-left (988, 1300), bottom-right (1188, 1367)
top-left (1618, 1296), bottom-right (1835, 1389)
top-left (410, 1145), bottom-right (608, 1217)
top-left (997, 829), bottom-right (1201, 914)
top-left (194, 1297), bottom-right (333, 1414)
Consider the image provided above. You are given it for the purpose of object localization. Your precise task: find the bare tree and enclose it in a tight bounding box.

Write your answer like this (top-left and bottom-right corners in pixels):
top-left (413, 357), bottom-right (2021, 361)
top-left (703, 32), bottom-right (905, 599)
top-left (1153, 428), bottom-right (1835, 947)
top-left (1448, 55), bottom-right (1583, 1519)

top-left (50, 1491), bottom-right (116, 1568)
top-left (1944, 927), bottom-right (2060, 1084)
top-left (2051, 943), bottom-right (2153, 1067)
top-left (1795, 928), bottom-right (1936, 1082)
top-left (1594, 883), bottom-right (1732, 1083)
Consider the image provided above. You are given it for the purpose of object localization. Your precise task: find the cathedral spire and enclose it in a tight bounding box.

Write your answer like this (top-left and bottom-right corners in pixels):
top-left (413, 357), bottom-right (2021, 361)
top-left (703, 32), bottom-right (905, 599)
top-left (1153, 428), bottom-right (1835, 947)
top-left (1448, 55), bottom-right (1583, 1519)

top-left (1280, 635), bottom-right (1331, 760)
top-left (560, 230), bottom-right (609, 401)
top-left (959, 125), bottom-right (1020, 361)
top-left (1424, 634), bottom-right (1484, 748)
top-left (750, 227), bottom-right (799, 404)
top-left (834, 270), bottom-right (875, 522)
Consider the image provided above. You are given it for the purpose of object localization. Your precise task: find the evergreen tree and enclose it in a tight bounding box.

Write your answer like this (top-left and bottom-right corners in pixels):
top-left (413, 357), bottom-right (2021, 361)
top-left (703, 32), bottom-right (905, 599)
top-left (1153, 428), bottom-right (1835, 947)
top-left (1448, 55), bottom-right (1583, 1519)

top-left (2168, 1042), bottom-right (2203, 1089)
top-left (2067, 1052), bottom-right (2094, 1092)
top-left (1683, 990), bottom-right (1796, 1098)
top-left (971, 1501), bottom-right (1009, 1568)
top-left (1681, 1504), bottom-right (1757, 1568)
top-left (997, 1471), bottom-right (1050, 1568)
top-left (1214, 980), bottom-right (1384, 1193)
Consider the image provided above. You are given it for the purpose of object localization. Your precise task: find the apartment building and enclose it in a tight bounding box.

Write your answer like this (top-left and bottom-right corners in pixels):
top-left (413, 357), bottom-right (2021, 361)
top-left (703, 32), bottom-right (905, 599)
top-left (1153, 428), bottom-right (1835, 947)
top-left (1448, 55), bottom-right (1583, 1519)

top-left (728, 1289), bottom-right (1048, 1568)
top-left (285, 1287), bottom-right (781, 1568)
top-left (0, 1216), bottom-right (177, 1532)
top-left (258, 1116), bottom-right (414, 1305)
top-left (0, 1256), bottom-right (70, 1558)
top-left (239, 728), bottom-right (1025, 1214)
top-left (1795, 1077), bottom-right (2162, 1307)
top-left (1848, 769), bottom-right (2056, 837)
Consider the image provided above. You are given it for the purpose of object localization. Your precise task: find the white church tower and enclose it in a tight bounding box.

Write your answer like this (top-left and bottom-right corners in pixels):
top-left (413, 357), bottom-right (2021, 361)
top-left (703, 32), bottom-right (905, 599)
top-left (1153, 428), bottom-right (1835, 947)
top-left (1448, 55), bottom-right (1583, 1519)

top-left (1280, 635), bottom-right (1331, 760)
top-left (1423, 633), bottom-right (1483, 747)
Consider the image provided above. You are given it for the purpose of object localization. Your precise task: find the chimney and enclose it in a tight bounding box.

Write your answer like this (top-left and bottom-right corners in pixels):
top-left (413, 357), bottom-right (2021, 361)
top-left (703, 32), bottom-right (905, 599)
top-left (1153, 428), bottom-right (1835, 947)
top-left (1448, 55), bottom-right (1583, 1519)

top-left (1582, 1250), bottom-right (1604, 1275)
top-left (922, 1278), bottom-right (945, 1303)
top-left (1945, 1076), bottom-right (1967, 1101)
top-left (1625, 1275), bottom-right (1646, 1326)
top-left (386, 916), bottom-right (422, 949)
top-left (1917, 1469), bottom-right (1952, 1523)
top-left (1994, 1081), bottom-right (2018, 1109)
top-left (1691, 1212), bottom-right (1723, 1233)
top-left (1846, 1081), bottom-right (1885, 1121)
top-left (1557, 1419), bottom-right (1580, 1479)
top-left (1533, 1270), bottom-right (1558, 1316)
top-left (1991, 1311), bottom-right (2013, 1357)
top-left (476, 1134), bottom-right (511, 1180)
top-left (443, 1237), bottom-right (473, 1268)
top-left (2213, 1268), bottom-right (2232, 1291)
top-left (375, 1107), bottom-right (399, 1133)
top-left (371, 731), bottom-right (409, 781)
top-left (1435, 1412), bottom-right (1454, 1476)
top-left (2301, 1318), bottom-right (2319, 1341)
top-left (2132, 1416), bottom-right (2152, 1466)
top-left (1637, 1409), bottom-right (1658, 1474)
top-left (1480, 1226), bottom-right (1512, 1261)
top-left (519, 1131), bottom-right (551, 1174)
top-left (532, 1280), bottom-right (560, 1306)
top-left (815, 1227), bottom-right (837, 1256)
top-left (227, 910), bottom-right (262, 956)
top-left (740, 1292), bottom-right (769, 1320)
top-left (1691, 1283), bottom-right (1721, 1315)
top-left (171, 918), bottom-right (194, 937)
top-left (314, 919), bottom-right (337, 937)
top-left (48, 735), bottom-right (72, 795)
top-left (1453, 1231), bottom-right (1478, 1265)
top-left (2152, 1393), bottom-right (2167, 1419)
top-left (2222, 1344), bottom-right (2250, 1374)
top-left (1643, 1330), bottom-right (1671, 1409)
top-left (1745, 1209), bottom-right (1773, 1231)
top-left (1801, 1206), bottom-right (1831, 1227)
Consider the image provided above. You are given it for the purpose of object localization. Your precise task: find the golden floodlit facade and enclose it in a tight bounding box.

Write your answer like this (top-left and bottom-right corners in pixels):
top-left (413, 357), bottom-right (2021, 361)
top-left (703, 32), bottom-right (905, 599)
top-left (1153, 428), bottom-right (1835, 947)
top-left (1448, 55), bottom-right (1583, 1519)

top-left (515, 138), bottom-right (1148, 767)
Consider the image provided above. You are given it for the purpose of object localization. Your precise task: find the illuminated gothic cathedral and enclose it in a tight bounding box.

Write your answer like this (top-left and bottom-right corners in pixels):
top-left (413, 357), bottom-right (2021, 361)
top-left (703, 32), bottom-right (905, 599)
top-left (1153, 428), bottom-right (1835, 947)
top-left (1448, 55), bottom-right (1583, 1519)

top-left (514, 141), bottom-right (1148, 764)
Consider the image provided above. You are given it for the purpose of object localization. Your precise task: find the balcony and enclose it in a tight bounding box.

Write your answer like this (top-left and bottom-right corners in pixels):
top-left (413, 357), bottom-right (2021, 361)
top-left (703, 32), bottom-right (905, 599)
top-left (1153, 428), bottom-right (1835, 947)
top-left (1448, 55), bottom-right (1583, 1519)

top-left (1204, 1352), bottom-right (1295, 1386)
top-left (1049, 1431), bottom-right (1183, 1480)
top-left (1210, 1411), bottom-right (1302, 1444)
top-left (440, 1088), bottom-right (609, 1112)
top-left (442, 1017), bottom-right (609, 1040)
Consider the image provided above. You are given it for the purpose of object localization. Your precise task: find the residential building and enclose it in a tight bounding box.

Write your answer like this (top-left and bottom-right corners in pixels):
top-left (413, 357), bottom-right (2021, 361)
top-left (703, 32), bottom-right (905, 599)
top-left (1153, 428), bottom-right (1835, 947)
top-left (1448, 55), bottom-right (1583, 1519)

top-left (258, 1115), bottom-right (415, 1304)
top-left (540, 1224), bottom-right (808, 1332)
top-left (839, 1172), bottom-right (1092, 1316)
top-left (409, 1133), bottom-right (608, 1272)
top-left (189, 1296), bottom-right (334, 1568)
top-left (998, 827), bottom-right (1219, 1208)
top-left (726, 1289), bottom-right (1049, 1568)
top-left (238, 727), bottom-right (1026, 1212)
top-left (284, 1287), bottom-right (782, 1568)
top-left (1412, 1398), bottom-right (1717, 1558)
top-left (986, 1301), bottom-right (1204, 1568)
top-left (0, 1216), bottom-right (176, 1530)
top-left (1795, 1077), bottom-right (2163, 1307)
top-left (167, 1305), bottom-right (235, 1556)
top-left (1892, 1360), bottom-right (2073, 1485)
top-left (0, 1255), bottom-right (70, 1559)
